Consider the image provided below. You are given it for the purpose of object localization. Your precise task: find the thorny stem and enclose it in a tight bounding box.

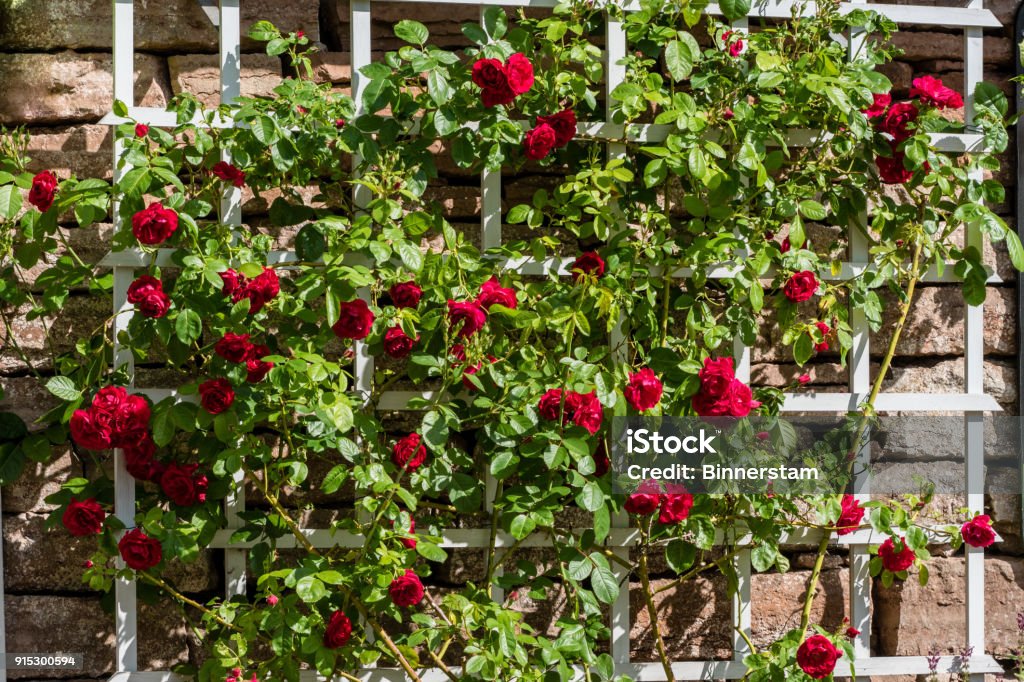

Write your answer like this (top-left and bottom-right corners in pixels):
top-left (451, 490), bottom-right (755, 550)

top-left (138, 571), bottom-right (258, 638)
top-left (638, 523), bottom-right (675, 682)
top-left (797, 238), bottom-right (926, 641)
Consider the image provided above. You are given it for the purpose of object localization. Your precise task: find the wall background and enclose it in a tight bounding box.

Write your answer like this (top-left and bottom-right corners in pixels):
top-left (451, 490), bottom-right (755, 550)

top-left (1, 0), bottom-right (1023, 677)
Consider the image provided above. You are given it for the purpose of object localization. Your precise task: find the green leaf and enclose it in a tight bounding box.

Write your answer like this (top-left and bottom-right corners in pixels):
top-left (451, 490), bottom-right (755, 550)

top-left (0, 413), bottom-right (28, 442)
top-left (590, 563), bottom-right (619, 604)
top-left (296, 575), bottom-right (327, 603)
top-left (0, 443), bottom-right (26, 486)
top-left (248, 20), bottom-right (279, 42)
top-left (0, 184), bottom-right (22, 220)
top-left (793, 332), bottom-right (813, 366)
top-left (482, 6), bottom-right (507, 40)
top-left (798, 200), bottom-right (827, 221)
top-left (788, 214), bottom-right (805, 251)
top-left (719, 0), bottom-right (751, 21)
top-left (1004, 229), bottom-right (1024, 271)
top-left (321, 464), bottom-right (348, 494)
top-left (664, 40), bottom-right (693, 82)
top-left (250, 115), bottom-right (279, 145)
top-left (295, 224), bottom-right (326, 262)
top-left (45, 376), bottom-right (82, 402)
top-left (665, 540), bottom-right (697, 574)
top-left (394, 19), bottom-right (429, 44)
top-left (175, 309), bottom-right (202, 345)
top-left (576, 481), bottom-right (605, 512)
top-left (509, 514), bottom-right (536, 540)
top-left (416, 541), bottom-right (448, 563)
top-left (397, 241), bottom-right (424, 273)
top-left (688, 147), bottom-right (707, 181)
top-left (643, 158), bottom-right (667, 188)
top-left (427, 70), bottom-right (452, 106)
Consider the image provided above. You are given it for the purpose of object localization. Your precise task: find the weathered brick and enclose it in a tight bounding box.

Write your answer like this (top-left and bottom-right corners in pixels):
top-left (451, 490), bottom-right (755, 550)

top-left (168, 54), bottom-right (284, 107)
top-left (26, 125), bottom-right (114, 180)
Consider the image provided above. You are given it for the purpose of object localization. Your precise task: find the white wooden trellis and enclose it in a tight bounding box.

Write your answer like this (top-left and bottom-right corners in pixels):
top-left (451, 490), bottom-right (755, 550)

top-left (81, 0), bottom-right (1007, 680)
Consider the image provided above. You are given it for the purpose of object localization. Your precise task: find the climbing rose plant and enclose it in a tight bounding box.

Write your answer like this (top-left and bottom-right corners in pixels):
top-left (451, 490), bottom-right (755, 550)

top-left (0, 0), bottom-right (1015, 680)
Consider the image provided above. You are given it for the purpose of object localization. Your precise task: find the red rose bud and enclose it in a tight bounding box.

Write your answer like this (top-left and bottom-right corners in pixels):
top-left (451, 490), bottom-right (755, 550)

top-left (392, 433), bottom-right (428, 471)
top-left (28, 170), bottom-right (59, 212)
top-left (835, 494), bottom-right (865, 536)
top-left (961, 514), bottom-right (997, 548)
top-left (335, 118), bottom-right (346, 128)
top-left (910, 75), bottom-right (963, 110)
top-left (813, 321), bottom-right (831, 352)
top-left (135, 123), bottom-right (150, 137)
top-left (783, 270), bottom-right (819, 303)
top-left (127, 275), bottom-right (170, 318)
top-left (118, 528), bottom-right (162, 570)
top-left (296, 30), bottom-right (304, 38)
top-left (879, 536), bottom-right (916, 572)
top-left (323, 610), bottom-right (352, 649)
top-left (798, 373), bottom-right (811, 384)
top-left (477, 276), bottom-right (517, 310)
top-left (389, 281), bottom-right (422, 309)
top-left (536, 109), bottom-right (576, 148)
top-left (624, 367), bottom-right (663, 412)
top-left (723, 107), bottom-right (734, 120)
top-left (796, 634), bottom-right (841, 679)
top-left (62, 497), bottom-right (105, 536)
top-left (212, 161), bottom-right (246, 188)
top-left (83, 560), bottom-right (94, 568)
top-left (160, 462), bottom-right (208, 506)
top-left (863, 92), bottom-right (891, 118)
top-left (846, 627), bottom-right (861, 638)
top-left (215, 332), bottom-right (254, 363)
top-left (523, 123), bottom-right (558, 160)
top-left (199, 378), bottom-right (234, 415)
top-left (388, 569), bottom-right (425, 607)
top-left (266, 594), bottom-right (279, 606)
top-left (447, 300), bottom-right (487, 338)
top-left (625, 479), bottom-right (661, 516)
top-left (658, 485), bottom-right (693, 525)
top-left (131, 203), bottom-right (179, 246)
top-left (246, 345), bottom-right (274, 383)
top-left (571, 251), bottom-right (606, 283)
top-left (332, 299), bottom-right (375, 340)
top-left (383, 326), bottom-right (417, 359)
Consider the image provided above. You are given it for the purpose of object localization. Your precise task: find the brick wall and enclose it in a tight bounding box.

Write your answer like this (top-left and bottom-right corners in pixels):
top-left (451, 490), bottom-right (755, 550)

top-left (1, 0), bottom-right (1023, 676)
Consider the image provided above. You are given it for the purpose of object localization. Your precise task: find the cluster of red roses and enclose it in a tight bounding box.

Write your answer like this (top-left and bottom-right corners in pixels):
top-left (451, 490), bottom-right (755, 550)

top-left (623, 479), bottom-right (695, 524)
top-left (215, 332), bottom-right (275, 383)
top-left (70, 385), bottom-right (151, 451)
top-left (537, 388), bottom-right (604, 434)
top-left (28, 170), bottom-right (59, 212)
top-left (690, 357), bottom-right (760, 417)
top-left (471, 53), bottom-right (534, 107)
top-left (126, 275), bottom-right (171, 318)
top-left (864, 75), bottom-right (964, 184)
top-left (62, 497), bottom-right (163, 571)
top-left (219, 267), bottom-right (281, 314)
top-left (523, 109), bottom-right (576, 160)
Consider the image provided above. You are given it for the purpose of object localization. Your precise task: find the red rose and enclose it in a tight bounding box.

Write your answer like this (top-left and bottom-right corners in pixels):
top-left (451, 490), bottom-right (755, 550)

top-left (538, 388), bottom-right (568, 422)
top-left (658, 485), bottom-right (693, 525)
top-left (472, 58), bottom-right (515, 108)
top-left (28, 170), bottom-right (59, 212)
top-left (835, 494), bottom-right (864, 536)
top-left (246, 344), bottom-right (274, 383)
top-left (323, 610), bottom-right (352, 649)
top-left (62, 497), bottom-right (105, 536)
top-left (783, 271), bottom-right (819, 303)
top-left (722, 30), bottom-right (745, 57)
top-left (242, 268), bottom-right (280, 314)
top-left (571, 251), bottom-right (606, 283)
top-left (109, 393), bottom-right (151, 447)
top-left (447, 300), bottom-right (487, 338)
top-left (124, 436), bottom-right (161, 481)
top-left (219, 269), bottom-right (244, 297)
top-left (877, 101), bottom-right (918, 141)
top-left (212, 161), bottom-right (246, 187)
top-left (863, 92), bottom-right (891, 118)
top-left (523, 123), bottom-right (558, 161)
top-left (878, 536), bottom-right (915, 572)
top-left (388, 569), bottom-right (425, 607)
top-left (215, 332), bottom-right (253, 363)
top-left (199, 378), bottom-right (234, 415)
top-left (481, 81), bottom-right (516, 108)
top-left (571, 390), bottom-right (603, 435)
top-left (135, 123), bottom-right (149, 138)
top-left (70, 408), bottom-right (112, 450)
top-left (332, 299), bottom-right (375, 340)
top-left (796, 634), bottom-right (841, 679)
top-left (961, 514), bottom-right (996, 548)
top-left (131, 203), bottom-right (179, 246)
top-left (461, 355), bottom-right (496, 391)
top-left (383, 326), bottom-right (417, 358)
top-left (780, 236), bottom-right (805, 253)
top-left (126, 275), bottom-right (170, 318)
top-left (910, 75), bottom-right (963, 110)
top-left (536, 109), bottom-right (576, 148)
top-left (389, 281), bottom-right (422, 309)
top-left (477, 276), bottom-right (517, 310)
top-left (692, 356), bottom-right (761, 417)
top-left (392, 433), bottom-right (428, 471)
top-left (505, 53), bottom-right (534, 95)
top-left (160, 462), bottom-right (208, 506)
top-left (876, 151), bottom-right (914, 185)
top-left (118, 528), bottom-right (162, 570)
top-left (625, 479), bottom-right (661, 515)
top-left (723, 107), bottom-right (735, 121)
top-left (813, 321), bottom-right (831, 353)
top-left (624, 368), bottom-right (663, 412)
